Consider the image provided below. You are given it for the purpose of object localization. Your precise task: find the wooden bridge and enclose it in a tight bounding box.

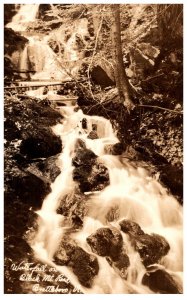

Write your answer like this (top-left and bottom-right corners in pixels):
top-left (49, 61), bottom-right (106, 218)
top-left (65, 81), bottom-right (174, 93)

top-left (4, 79), bottom-right (84, 92)
top-left (4, 80), bottom-right (81, 106)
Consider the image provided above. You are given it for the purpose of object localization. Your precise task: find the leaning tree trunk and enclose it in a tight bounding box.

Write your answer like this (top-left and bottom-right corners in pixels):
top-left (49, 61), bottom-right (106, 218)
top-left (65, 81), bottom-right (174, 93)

top-left (110, 4), bottom-right (135, 111)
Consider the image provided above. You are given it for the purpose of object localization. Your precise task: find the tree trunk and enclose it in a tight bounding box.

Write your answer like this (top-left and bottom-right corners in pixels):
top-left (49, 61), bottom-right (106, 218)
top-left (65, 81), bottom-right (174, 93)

top-left (110, 4), bottom-right (135, 111)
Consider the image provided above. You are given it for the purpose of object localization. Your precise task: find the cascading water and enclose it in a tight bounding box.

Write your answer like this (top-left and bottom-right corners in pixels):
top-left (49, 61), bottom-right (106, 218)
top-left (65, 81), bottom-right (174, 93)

top-left (6, 5), bottom-right (89, 81)
top-left (19, 36), bottom-right (71, 81)
top-left (31, 106), bottom-right (183, 294)
top-left (6, 4), bottom-right (39, 32)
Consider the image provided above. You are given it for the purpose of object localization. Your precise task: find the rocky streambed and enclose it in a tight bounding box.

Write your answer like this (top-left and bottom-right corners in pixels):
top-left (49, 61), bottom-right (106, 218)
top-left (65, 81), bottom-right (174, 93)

top-left (4, 94), bottom-right (183, 294)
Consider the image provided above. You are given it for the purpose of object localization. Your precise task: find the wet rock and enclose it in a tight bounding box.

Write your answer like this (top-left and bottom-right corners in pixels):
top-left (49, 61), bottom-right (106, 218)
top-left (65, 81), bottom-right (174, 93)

top-left (57, 188), bottom-right (87, 228)
top-left (34, 155), bottom-right (61, 182)
top-left (106, 251), bottom-right (130, 279)
top-left (104, 142), bottom-right (125, 155)
top-left (20, 128), bottom-right (62, 159)
top-left (87, 130), bottom-right (98, 139)
top-left (72, 147), bottom-right (97, 167)
top-left (81, 118), bottom-right (87, 129)
top-left (73, 160), bottom-right (109, 193)
top-left (132, 233), bottom-right (170, 267)
top-left (4, 4), bottom-right (17, 25)
top-left (4, 28), bottom-right (28, 56)
top-left (87, 227), bottom-right (123, 260)
top-left (142, 269), bottom-right (182, 294)
top-left (159, 164), bottom-right (183, 201)
top-left (119, 219), bottom-right (144, 236)
top-left (87, 227), bottom-right (130, 278)
top-left (119, 219), bottom-right (170, 267)
top-left (54, 241), bottom-right (99, 288)
top-left (72, 145), bottom-right (109, 192)
top-left (9, 167), bottom-right (51, 208)
top-left (4, 96), bottom-right (64, 293)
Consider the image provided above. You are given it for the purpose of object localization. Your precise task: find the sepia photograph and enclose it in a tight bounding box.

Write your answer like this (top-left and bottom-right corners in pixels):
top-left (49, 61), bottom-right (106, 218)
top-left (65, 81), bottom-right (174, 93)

top-left (4, 2), bottom-right (183, 294)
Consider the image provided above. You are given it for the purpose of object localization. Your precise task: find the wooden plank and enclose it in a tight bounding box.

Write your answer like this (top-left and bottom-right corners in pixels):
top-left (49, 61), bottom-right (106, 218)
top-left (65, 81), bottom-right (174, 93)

top-left (4, 79), bottom-right (86, 90)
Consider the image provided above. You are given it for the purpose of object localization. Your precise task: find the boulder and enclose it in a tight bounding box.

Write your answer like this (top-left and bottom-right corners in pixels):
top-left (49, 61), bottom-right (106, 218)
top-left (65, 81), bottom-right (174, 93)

top-left (87, 227), bottom-right (123, 260)
top-left (72, 146), bottom-right (97, 168)
top-left (142, 269), bottom-right (182, 294)
top-left (73, 161), bottom-right (109, 193)
top-left (54, 240), bottom-right (99, 288)
top-left (9, 167), bottom-right (51, 208)
top-left (72, 143), bottom-right (109, 192)
top-left (20, 128), bottom-right (62, 159)
top-left (87, 227), bottom-right (130, 277)
top-left (119, 219), bottom-right (144, 236)
top-left (159, 164), bottom-right (183, 200)
top-left (119, 219), bottom-right (170, 267)
top-left (90, 60), bottom-right (115, 88)
top-left (57, 188), bottom-right (87, 228)
top-left (133, 233), bottom-right (170, 267)
top-left (106, 251), bottom-right (130, 279)
top-left (4, 4), bottom-right (17, 25)
top-left (33, 155), bottom-right (61, 182)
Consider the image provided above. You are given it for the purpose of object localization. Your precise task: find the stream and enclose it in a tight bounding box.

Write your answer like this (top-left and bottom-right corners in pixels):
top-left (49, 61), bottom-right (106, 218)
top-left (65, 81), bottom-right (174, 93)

top-left (6, 4), bottom-right (183, 294)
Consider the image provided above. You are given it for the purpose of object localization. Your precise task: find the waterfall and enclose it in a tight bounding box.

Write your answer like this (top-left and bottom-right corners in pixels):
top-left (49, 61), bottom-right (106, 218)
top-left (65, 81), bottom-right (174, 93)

top-left (6, 4), bottom-right (39, 32)
top-left (8, 5), bottom-right (89, 81)
top-left (20, 37), bottom-right (71, 81)
top-left (31, 106), bottom-right (183, 294)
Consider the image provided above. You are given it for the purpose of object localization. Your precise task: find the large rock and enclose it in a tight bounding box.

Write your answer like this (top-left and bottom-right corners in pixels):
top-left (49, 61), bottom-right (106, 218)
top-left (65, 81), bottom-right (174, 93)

top-left (142, 269), bottom-right (182, 294)
top-left (57, 188), bottom-right (87, 228)
top-left (4, 4), bottom-right (17, 25)
top-left (87, 227), bottom-right (130, 278)
top-left (72, 140), bottom-right (109, 192)
top-left (159, 164), bottom-right (183, 200)
top-left (90, 59), bottom-right (115, 88)
top-left (54, 240), bottom-right (99, 288)
top-left (9, 167), bottom-right (51, 208)
top-left (119, 219), bottom-right (144, 236)
top-left (106, 251), bottom-right (130, 279)
top-left (119, 219), bottom-right (170, 267)
top-left (87, 227), bottom-right (123, 260)
top-left (4, 28), bottom-right (28, 65)
top-left (133, 233), bottom-right (170, 267)
top-left (20, 128), bottom-right (62, 159)
top-left (29, 155), bottom-right (61, 182)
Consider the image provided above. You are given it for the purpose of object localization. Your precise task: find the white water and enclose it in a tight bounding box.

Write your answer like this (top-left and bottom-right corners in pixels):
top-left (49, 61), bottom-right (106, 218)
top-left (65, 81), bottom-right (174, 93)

top-left (6, 4), bottom-right (39, 32)
top-left (7, 5), bottom-right (89, 81)
top-left (8, 4), bottom-right (183, 294)
top-left (31, 106), bottom-right (183, 294)
top-left (19, 36), bottom-right (71, 81)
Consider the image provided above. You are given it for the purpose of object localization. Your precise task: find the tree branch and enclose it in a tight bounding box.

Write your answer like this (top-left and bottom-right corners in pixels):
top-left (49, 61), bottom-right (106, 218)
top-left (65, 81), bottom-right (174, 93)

top-left (138, 104), bottom-right (183, 114)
